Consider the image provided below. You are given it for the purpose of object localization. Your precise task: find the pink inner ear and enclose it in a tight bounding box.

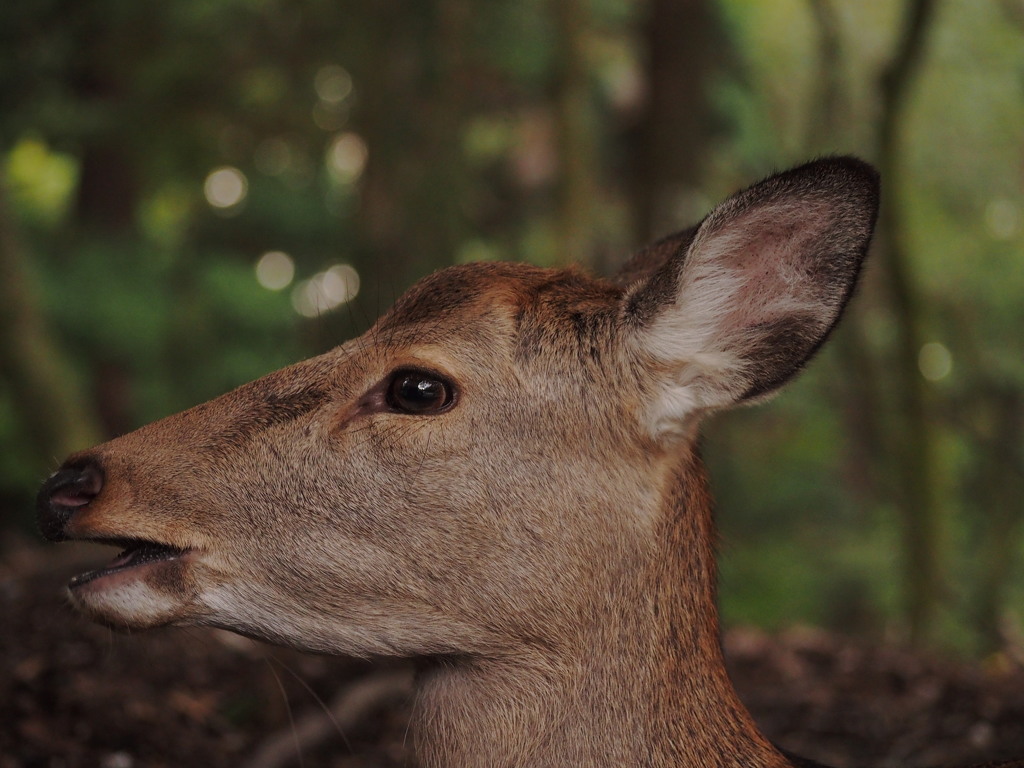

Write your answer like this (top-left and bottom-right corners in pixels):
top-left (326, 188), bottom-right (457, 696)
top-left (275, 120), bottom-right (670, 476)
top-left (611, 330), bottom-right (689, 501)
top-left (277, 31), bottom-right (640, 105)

top-left (712, 207), bottom-right (831, 340)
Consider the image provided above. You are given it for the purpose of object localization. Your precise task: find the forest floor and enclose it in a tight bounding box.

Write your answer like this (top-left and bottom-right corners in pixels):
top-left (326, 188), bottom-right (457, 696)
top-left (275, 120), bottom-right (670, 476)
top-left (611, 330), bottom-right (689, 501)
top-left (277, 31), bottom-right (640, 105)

top-left (4, 537), bottom-right (1024, 768)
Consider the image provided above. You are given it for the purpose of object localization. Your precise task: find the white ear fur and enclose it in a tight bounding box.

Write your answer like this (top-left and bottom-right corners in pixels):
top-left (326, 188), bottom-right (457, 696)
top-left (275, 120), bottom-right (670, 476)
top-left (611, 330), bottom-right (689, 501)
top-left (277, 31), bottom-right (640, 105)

top-left (622, 158), bottom-right (879, 440)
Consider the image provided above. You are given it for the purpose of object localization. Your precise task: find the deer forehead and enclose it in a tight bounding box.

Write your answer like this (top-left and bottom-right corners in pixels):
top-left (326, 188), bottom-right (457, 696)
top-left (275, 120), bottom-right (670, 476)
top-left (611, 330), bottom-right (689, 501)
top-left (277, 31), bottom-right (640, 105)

top-left (379, 261), bottom-right (621, 338)
top-left (368, 261), bottom-right (628, 377)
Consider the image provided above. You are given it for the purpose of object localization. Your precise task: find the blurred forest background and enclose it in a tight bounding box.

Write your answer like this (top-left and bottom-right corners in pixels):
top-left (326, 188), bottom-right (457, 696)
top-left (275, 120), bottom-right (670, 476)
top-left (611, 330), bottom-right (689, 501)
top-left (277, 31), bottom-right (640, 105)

top-left (0, 0), bottom-right (1022, 657)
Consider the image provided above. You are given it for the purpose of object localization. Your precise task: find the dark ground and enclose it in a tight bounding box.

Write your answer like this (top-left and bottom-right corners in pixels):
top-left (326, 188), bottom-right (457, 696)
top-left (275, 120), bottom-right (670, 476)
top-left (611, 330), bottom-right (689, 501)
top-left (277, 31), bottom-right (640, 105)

top-left (4, 538), bottom-right (1024, 768)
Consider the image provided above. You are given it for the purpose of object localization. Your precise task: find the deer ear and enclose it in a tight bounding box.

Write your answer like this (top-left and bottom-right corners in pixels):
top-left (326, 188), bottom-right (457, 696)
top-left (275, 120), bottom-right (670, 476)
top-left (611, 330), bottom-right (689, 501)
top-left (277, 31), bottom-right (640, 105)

top-left (619, 157), bottom-right (880, 438)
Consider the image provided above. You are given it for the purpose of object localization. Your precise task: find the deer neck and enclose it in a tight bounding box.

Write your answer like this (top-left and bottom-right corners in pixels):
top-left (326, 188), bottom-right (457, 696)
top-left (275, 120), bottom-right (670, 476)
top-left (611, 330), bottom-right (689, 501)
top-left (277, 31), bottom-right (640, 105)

top-left (411, 453), bottom-right (787, 768)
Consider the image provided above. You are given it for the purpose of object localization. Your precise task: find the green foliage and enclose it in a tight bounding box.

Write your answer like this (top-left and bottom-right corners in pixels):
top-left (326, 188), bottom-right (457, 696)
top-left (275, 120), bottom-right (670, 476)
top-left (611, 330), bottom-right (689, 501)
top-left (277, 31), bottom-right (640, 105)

top-left (5, 138), bottom-right (77, 227)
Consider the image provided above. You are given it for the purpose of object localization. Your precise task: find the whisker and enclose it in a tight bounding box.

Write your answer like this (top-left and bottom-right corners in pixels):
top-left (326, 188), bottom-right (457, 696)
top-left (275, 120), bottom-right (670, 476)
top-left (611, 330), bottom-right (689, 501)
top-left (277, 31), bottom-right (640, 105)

top-left (263, 657), bottom-right (306, 768)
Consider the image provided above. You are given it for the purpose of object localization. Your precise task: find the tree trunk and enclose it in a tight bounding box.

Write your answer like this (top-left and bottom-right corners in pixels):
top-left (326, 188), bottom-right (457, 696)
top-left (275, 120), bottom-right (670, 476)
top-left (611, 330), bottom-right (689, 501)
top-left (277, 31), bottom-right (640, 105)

top-left (873, 0), bottom-right (942, 645)
top-left (970, 387), bottom-right (1024, 654)
top-left (629, 0), bottom-right (721, 244)
top-left (352, 2), bottom-right (468, 298)
top-left (553, 0), bottom-right (598, 268)
top-left (73, 143), bottom-right (142, 438)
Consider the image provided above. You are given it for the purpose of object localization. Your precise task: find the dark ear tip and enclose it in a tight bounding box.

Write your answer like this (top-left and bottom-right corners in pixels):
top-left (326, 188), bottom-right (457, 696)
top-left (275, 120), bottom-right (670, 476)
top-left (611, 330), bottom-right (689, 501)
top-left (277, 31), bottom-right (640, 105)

top-left (789, 155), bottom-right (881, 201)
top-left (805, 154), bottom-right (878, 175)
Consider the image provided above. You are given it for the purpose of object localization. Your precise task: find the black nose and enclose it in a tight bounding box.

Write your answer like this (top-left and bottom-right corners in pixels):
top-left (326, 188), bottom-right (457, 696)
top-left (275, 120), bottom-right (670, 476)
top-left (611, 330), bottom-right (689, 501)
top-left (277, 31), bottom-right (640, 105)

top-left (37, 460), bottom-right (104, 542)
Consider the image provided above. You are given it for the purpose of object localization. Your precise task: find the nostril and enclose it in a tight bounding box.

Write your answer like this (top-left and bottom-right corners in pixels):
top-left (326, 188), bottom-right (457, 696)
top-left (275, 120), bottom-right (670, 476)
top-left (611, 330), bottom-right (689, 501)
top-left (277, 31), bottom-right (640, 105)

top-left (37, 461), bottom-right (105, 542)
top-left (50, 479), bottom-right (100, 508)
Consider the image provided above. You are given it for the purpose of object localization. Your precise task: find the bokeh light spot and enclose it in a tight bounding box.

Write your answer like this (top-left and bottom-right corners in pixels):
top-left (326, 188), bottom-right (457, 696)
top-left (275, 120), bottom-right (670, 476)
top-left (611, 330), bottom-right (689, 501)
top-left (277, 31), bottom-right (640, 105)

top-left (255, 251), bottom-right (295, 291)
top-left (919, 342), bottom-right (953, 382)
top-left (985, 198), bottom-right (1021, 241)
top-left (204, 167), bottom-right (248, 209)
top-left (291, 264), bottom-right (360, 317)
top-left (327, 133), bottom-right (368, 184)
top-left (315, 65), bottom-right (353, 104)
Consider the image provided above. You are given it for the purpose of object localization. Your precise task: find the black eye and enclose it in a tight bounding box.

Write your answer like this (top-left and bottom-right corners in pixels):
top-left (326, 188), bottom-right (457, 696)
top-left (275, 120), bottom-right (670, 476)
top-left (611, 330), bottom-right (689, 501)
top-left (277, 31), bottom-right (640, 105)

top-left (386, 370), bottom-right (455, 414)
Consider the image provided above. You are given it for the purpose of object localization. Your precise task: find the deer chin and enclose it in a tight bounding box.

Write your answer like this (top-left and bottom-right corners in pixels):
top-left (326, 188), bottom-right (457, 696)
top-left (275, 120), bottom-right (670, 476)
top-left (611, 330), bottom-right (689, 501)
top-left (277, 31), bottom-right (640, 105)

top-left (66, 540), bottom-right (199, 629)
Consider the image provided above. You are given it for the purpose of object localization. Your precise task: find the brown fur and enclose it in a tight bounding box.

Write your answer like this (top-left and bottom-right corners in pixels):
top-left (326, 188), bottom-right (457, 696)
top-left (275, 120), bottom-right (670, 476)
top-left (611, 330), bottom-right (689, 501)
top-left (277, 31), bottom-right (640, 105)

top-left (38, 159), bottom-right (1008, 767)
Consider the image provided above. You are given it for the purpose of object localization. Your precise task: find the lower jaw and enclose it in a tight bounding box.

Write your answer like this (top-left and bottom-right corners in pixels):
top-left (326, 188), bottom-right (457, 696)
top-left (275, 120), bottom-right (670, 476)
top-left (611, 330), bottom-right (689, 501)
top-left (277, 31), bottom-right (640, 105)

top-left (67, 557), bottom-right (195, 630)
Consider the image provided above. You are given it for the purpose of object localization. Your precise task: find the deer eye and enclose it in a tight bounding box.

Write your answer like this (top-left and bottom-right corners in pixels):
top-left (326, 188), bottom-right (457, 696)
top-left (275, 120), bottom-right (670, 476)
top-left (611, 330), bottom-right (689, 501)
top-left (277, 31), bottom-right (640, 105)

top-left (386, 370), bottom-right (455, 414)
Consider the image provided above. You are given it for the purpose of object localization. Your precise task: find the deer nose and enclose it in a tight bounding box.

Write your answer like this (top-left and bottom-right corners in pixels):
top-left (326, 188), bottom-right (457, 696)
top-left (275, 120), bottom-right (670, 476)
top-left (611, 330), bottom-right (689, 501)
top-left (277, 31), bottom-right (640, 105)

top-left (37, 460), bottom-right (104, 542)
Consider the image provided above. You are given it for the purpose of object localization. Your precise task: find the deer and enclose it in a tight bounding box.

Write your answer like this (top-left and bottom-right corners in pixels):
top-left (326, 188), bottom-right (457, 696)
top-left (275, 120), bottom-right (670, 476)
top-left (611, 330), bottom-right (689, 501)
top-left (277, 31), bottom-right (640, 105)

top-left (37, 156), bottom-right (1004, 768)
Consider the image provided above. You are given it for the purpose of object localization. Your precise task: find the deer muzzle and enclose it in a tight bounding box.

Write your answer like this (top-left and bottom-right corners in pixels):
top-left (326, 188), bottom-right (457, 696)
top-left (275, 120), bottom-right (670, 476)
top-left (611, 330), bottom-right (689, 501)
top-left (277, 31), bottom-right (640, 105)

top-left (37, 454), bottom-right (197, 627)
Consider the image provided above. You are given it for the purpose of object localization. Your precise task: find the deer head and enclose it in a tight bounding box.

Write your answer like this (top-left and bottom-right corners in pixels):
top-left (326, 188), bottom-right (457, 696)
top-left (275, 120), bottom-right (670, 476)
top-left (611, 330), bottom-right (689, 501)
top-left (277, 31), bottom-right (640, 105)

top-left (38, 157), bottom-right (879, 768)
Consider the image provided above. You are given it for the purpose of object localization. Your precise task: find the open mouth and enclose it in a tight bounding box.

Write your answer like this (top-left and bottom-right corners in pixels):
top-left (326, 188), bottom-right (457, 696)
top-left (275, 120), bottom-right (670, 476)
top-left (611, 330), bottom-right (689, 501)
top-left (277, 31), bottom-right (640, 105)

top-left (69, 539), bottom-right (189, 588)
